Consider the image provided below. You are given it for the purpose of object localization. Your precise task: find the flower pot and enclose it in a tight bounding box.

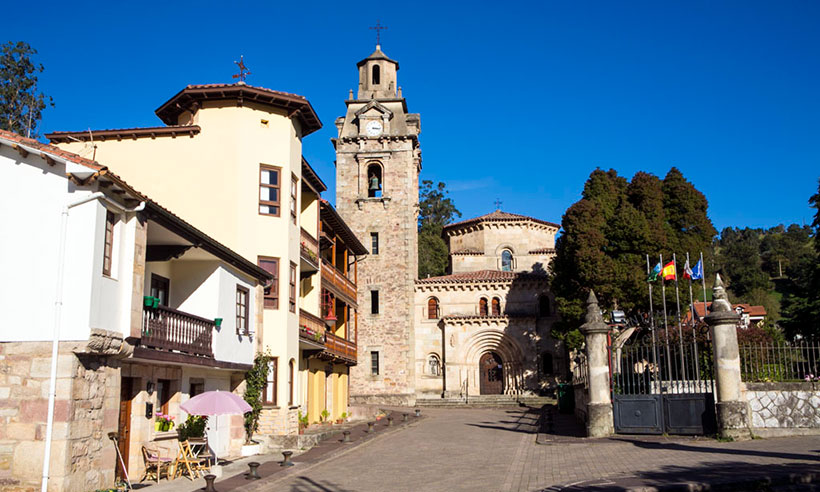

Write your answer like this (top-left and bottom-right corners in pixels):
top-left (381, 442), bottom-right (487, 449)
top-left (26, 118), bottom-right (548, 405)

top-left (155, 421), bottom-right (162, 431)
top-left (152, 297), bottom-right (160, 308)
top-left (161, 421), bottom-right (171, 432)
top-left (241, 443), bottom-right (261, 457)
top-left (144, 296), bottom-right (154, 307)
top-left (214, 318), bottom-right (223, 328)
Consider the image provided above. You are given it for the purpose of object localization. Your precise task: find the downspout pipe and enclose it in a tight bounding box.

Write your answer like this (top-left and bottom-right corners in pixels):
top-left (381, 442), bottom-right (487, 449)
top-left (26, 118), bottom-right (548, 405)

top-left (41, 192), bottom-right (145, 492)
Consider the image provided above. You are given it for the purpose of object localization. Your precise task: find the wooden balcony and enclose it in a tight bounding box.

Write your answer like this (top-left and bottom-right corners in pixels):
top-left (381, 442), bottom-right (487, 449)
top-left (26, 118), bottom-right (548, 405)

top-left (323, 331), bottom-right (357, 365)
top-left (141, 306), bottom-right (213, 358)
top-left (300, 228), bottom-right (320, 272)
top-left (299, 309), bottom-right (326, 348)
top-left (321, 258), bottom-right (356, 303)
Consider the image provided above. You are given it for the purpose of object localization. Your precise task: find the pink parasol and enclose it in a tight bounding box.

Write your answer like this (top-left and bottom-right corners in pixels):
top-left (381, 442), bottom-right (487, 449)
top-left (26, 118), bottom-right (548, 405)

top-left (180, 390), bottom-right (251, 465)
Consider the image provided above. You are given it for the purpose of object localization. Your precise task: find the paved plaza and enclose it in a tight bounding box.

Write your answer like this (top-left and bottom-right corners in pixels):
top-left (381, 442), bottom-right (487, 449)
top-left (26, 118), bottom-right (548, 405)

top-left (270, 407), bottom-right (819, 492)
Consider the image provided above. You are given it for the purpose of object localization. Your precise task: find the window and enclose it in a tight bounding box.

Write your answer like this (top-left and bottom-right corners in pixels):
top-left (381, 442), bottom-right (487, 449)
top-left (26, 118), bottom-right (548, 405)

top-left (156, 379), bottom-right (172, 415)
top-left (236, 285), bottom-right (249, 334)
top-left (370, 232), bottom-right (379, 255)
top-left (427, 298), bottom-right (439, 319)
top-left (189, 379), bottom-right (204, 398)
top-left (479, 297), bottom-right (488, 316)
top-left (367, 163), bottom-right (382, 198)
top-left (150, 274), bottom-right (170, 307)
top-left (542, 353), bottom-right (554, 375)
top-left (288, 359), bottom-right (294, 406)
top-left (289, 262), bottom-right (297, 313)
top-left (258, 257), bottom-right (279, 309)
top-left (103, 211), bottom-right (115, 276)
top-left (372, 64), bottom-right (380, 85)
top-left (263, 358), bottom-right (278, 405)
top-left (290, 175), bottom-right (298, 224)
top-left (259, 164), bottom-right (281, 216)
top-left (427, 354), bottom-right (441, 376)
top-left (539, 295), bottom-right (551, 317)
top-left (492, 297), bottom-right (501, 316)
top-left (501, 250), bottom-right (513, 271)
top-left (371, 290), bottom-right (379, 315)
top-left (371, 351), bottom-right (380, 376)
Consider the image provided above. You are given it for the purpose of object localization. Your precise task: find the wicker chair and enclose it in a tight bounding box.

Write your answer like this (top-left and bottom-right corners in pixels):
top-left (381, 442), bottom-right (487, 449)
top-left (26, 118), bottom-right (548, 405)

top-left (140, 445), bottom-right (174, 483)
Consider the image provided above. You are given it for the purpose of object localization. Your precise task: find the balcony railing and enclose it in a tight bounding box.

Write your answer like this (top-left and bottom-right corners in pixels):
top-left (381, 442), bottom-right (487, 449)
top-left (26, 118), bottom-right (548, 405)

top-left (324, 331), bottom-right (357, 363)
top-left (299, 309), bottom-right (326, 345)
top-left (141, 306), bottom-right (214, 358)
top-left (321, 258), bottom-right (356, 300)
top-left (300, 228), bottom-right (320, 267)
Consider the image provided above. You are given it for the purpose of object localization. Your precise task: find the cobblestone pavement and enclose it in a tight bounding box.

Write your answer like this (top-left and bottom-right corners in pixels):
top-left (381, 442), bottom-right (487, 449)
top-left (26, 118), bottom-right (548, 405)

top-left (270, 406), bottom-right (820, 492)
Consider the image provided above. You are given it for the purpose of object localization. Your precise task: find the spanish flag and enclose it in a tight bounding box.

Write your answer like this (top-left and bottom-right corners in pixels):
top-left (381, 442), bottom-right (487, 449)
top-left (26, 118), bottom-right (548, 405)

top-left (661, 260), bottom-right (676, 281)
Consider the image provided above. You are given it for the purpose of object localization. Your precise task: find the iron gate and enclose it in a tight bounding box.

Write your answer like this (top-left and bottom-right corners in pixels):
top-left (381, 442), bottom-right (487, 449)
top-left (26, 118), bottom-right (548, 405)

top-left (611, 338), bottom-right (716, 435)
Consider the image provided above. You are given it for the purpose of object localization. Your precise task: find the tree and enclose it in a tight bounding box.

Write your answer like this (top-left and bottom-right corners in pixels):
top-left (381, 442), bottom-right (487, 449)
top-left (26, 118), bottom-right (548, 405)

top-left (716, 227), bottom-right (770, 298)
top-left (418, 180), bottom-right (461, 278)
top-left (0, 41), bottom-right (53, 138)
top-left (551, 168), bottom-right (716, 346)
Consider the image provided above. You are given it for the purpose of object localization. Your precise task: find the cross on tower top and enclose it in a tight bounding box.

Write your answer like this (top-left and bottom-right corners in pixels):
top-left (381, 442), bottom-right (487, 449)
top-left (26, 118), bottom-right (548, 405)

top-left (494, 198), bottom-right (503, 210)
top-left (369, 20), bottom-right (387, 46)
top-left (232, 55), bottom-right (251, 83)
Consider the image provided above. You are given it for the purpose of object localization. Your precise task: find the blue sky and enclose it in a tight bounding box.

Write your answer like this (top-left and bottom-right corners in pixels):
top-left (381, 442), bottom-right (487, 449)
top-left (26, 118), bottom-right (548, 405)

top-left (7, 0), bottom-right (819, 231)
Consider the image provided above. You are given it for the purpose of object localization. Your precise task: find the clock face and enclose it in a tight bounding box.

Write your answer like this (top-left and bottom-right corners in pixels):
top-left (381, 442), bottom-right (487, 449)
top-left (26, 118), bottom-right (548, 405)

top-left (366, 120), bottom-right (383, 137)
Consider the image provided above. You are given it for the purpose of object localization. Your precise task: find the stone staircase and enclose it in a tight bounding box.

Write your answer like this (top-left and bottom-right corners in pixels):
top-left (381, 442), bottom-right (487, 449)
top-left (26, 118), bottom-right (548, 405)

top-left (415, 395), bottom-right (556, 408)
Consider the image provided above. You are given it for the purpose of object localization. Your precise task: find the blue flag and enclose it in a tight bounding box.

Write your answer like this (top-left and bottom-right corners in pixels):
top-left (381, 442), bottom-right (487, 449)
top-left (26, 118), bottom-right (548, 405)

top-left (691, 259), bottom-right (704, 280)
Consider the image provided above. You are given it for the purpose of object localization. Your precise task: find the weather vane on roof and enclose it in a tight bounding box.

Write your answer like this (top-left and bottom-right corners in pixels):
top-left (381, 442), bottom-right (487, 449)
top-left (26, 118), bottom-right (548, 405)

top-left (494, 198), bottom-right (503, 210)
top-left (369, 20), bottom-right (387, 46)
top-left (233, 55), bottom-right (251, 82)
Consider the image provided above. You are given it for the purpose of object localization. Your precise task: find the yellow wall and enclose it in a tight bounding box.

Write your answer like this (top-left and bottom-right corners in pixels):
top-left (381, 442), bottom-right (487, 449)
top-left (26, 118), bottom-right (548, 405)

top-left (302, 359), bottom-right (349, 423)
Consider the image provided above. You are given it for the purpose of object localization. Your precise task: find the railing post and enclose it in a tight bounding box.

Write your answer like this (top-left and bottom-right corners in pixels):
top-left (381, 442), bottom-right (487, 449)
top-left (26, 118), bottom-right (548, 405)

top-left (579, 291), bottom-right (614, 438)
top-left (704, 275), bottom-right (751, 440)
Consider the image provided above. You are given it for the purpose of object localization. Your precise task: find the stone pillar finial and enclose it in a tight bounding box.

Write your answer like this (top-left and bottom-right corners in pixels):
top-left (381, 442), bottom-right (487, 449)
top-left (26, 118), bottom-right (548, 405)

top-left (580, 289), bottom-right (614, 437)
top-left (704, 274), bottom-right (749, 439)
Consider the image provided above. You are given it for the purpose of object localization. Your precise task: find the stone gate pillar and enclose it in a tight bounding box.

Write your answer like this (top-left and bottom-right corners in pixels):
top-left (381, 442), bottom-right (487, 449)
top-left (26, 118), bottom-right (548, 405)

top-left (580, 291), bottom-right (614, 437)
top-left (704, 274), bottom-right (751, 439)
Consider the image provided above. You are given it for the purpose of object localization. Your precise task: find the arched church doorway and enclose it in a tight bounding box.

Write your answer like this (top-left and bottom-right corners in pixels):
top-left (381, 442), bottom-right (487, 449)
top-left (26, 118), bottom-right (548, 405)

top-left (479, 352), bottom-right (504, 395)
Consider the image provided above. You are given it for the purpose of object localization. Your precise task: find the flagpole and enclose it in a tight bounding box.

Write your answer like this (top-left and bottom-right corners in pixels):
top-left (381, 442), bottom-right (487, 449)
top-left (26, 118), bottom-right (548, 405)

top-left (660, 254), bottom-right (672, 379)
top-left (686, 252), bottom-right (700, 381)
top-left (700, 251), bottom-right (709, 341)
top-left (646, 254), bottom-right (660, 390)
top-left (672, 253), bottom-right (686, 383)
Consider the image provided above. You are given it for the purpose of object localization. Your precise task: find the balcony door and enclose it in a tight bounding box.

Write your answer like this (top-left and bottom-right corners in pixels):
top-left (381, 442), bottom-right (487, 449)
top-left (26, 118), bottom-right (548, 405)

top-left (150, 274), bottom-right (170, 307)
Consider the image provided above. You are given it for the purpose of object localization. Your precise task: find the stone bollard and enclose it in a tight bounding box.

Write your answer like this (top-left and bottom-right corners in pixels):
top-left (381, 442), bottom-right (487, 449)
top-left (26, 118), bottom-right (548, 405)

top-left (414, 408), bottom-right (421, 417)
top-left (281, 450), bottom-right (294, 467)
top-left (579, 290), bottom-right (614, 438)
top-left (402, 413), bottom-right (409, 422)
top-left (387, 416), bottom-right (394, 426)
top-left (342, 430), bottom-right (351, 442)
top-left (366, 421), bottom-right (375, 433)
top-left (203, 474), bottom-right (218, 492)
top-left (246, 462), bottom-right (261, 480)
top-left (705, 274), bottom-right (751, 440)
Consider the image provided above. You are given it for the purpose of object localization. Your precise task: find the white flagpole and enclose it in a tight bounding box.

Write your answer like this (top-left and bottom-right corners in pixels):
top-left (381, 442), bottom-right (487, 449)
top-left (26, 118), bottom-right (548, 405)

top-left (647, 255), bottom-right (659, 388)
top-left (687, 252), bottom-right (700, 380)
top-left (673, 253), bottom-right (686, 382)
top-left (700, 251), bottom-right (709, 340)
top-left (660, 254), bottom-right (672, 378)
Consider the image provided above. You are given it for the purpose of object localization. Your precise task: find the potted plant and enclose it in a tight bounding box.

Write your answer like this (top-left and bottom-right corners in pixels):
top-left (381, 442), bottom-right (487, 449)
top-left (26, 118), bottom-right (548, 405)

top-left (320, 409), bottom-right (330, 425)
top-left (155, 412), bottom-right (175, 432)
top-left (242, 352), bottom-right (271, 456)
top-left (298, 411), bottom-right (309, 434)
top-left (335, 412), bottom-right (347, 424)
top-left (177, 415), bottom-right (208, 441)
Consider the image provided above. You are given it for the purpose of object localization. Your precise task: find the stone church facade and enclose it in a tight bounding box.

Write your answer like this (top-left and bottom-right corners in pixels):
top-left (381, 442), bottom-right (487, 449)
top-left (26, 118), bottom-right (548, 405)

top-left (335, 46), bottom-right (564, 404)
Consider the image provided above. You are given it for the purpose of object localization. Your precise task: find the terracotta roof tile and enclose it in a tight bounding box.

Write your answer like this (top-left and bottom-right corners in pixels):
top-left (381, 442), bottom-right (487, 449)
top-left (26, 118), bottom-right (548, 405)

top-left (451, 248), bottom-right (483, 255)
top-left (689, 302), bottom-right (767, 320)
top-left (46, 125), bottom-right (200, 143)
top-left (0, 129), bottom-right (103, 170)
top-left (416, 269), bottom-right (547, 285)
top-left (528, 247), bottom-right (556, 254)
top-left (444, 209), bottom-right (560, 232)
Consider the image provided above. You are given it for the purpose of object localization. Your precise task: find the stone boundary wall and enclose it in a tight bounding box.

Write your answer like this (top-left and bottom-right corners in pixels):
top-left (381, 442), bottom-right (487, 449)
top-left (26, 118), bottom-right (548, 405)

top-left (744, 382), bottom-right (820, 437)
top-left (573, 383), bottom-right (589, 424)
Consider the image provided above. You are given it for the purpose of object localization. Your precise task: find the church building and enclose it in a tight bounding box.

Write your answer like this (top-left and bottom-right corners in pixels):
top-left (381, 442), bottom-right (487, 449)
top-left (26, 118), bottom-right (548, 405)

top-left (334, 45), bottom-right (565, 405)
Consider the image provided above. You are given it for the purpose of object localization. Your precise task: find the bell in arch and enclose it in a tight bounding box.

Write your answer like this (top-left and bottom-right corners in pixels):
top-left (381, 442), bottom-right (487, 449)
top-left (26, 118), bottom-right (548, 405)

top-left (369, 174), bottom-right (381, 191)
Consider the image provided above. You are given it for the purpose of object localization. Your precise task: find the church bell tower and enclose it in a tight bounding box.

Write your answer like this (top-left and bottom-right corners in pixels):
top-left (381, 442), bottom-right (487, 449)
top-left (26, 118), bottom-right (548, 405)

top-left (333, 44), bottom-right (420, 405)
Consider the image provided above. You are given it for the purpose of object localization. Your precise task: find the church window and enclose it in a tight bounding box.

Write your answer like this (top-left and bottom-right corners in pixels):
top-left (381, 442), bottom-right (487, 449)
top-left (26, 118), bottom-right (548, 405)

top-left (371, 232), bottom-right (379, 255)
top-left (367, 163), bottom-right (383, 198)
top-left (371, 290), bottom-right (379, 315)
top-left (427, 297), bottom-right (439, 319)
top-left (427, 354), bottom-right (442, 376)
top-left (501, 250), bottom-right (513, 271)
top-left (491, 297), bottom-right (501, 316)
top-left (539, 295), bottom-right (551, 317)
top-left (371, 351), bottom-right (380, 376)
top-left (479, 298), bottom-right (488, 316)
top-left (259, 164), bottom-right (281, 216)
top-left (542, 352), bottom-right (554, 375)
top-left (372, 64), bottom-right (380, 85)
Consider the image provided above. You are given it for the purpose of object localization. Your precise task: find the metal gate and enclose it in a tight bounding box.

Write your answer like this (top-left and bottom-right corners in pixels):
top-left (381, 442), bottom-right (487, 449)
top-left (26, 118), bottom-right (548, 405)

top-left (611, 338), bottom-right (716, 435)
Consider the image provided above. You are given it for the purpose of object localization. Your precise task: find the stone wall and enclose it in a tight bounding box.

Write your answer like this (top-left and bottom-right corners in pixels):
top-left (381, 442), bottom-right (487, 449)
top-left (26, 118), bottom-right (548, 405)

top-left (745, 382), bottom-right (820, 437)
top-left (0, 341), bottom-right (120, 492)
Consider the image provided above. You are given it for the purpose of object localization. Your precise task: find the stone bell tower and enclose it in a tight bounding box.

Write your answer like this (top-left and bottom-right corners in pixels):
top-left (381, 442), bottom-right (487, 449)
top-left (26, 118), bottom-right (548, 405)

top-left (333, 44), bottom-right (420, 405)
